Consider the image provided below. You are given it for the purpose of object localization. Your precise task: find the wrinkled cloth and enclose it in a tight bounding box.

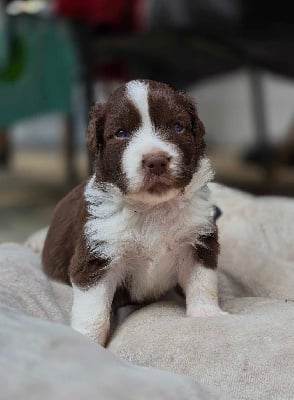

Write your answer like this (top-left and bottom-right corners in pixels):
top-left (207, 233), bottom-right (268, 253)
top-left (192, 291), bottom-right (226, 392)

top-left (0, 242), bottom-right (226, 400)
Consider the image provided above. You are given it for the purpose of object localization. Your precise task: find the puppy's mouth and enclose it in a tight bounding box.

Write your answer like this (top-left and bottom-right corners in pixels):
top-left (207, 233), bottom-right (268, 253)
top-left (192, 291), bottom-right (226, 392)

top-left (126, 171), bottom-right (184, 205)
top-left (143, 173), bottom-right (176, 195)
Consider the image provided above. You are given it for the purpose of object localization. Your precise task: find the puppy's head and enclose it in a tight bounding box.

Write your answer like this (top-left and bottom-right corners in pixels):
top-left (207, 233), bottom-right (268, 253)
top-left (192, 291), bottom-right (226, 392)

top-left (87, 80), bottom-right (205, 203)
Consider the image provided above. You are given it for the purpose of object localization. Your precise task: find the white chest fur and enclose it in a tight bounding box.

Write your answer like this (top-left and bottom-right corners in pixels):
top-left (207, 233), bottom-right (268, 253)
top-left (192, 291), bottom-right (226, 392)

top-left (84, 158), bottom-right (215, 301)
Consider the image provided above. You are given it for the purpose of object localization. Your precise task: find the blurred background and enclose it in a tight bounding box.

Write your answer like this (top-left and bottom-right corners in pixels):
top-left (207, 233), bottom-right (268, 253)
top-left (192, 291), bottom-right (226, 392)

top-left (0, 0), bottom-right (294, 242)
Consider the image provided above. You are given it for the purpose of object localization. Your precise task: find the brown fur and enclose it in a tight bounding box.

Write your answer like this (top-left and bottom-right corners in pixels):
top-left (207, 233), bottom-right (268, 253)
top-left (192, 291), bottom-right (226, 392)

top-left (147, 81), bottom-right (206, 190)
top-left (42, 182), bottom-right (110, 288)
top-left (91, 86), bottom-right (142, 193)
top-left (193, 229), bottom-right (219, 270)
top-left (42, 183), bottom-right (86, 285)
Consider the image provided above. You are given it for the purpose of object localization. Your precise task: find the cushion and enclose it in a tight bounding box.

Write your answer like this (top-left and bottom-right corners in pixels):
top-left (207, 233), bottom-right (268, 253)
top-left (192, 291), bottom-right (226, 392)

top-left (0, 243), bottom-right (226, 400)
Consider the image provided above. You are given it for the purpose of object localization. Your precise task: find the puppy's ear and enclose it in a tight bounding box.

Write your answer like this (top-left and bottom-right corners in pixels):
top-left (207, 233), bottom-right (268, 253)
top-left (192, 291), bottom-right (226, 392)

top-left (195, 117), bottom-right (205, 137)
top-left (87, 103), bottom-right (105, 154)
top-left (178, 92), bottom-right (205, 137)
top-left (178, 91), bottom-right (206, 153)
top-left (193, 114), bottom-right (206, 153)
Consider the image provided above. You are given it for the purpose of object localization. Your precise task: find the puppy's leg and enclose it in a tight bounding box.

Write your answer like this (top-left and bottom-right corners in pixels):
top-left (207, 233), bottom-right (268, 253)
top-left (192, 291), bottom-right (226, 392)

top-left (178, 231), bottom-right (227, 317)
top-left (183, 265), bottom-right (227, 317)
top-left (69, 239), bottom-right (122, 346)
top-left (71, 275), bottom-right (118, 345)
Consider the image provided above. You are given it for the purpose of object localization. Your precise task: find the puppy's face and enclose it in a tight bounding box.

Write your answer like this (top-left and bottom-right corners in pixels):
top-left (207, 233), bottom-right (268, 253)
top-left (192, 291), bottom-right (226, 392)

top-left (87, 80), bottom-right (205, 203)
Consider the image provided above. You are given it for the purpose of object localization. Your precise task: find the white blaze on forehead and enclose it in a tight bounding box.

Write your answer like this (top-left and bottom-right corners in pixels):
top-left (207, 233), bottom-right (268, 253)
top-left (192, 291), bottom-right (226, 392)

top-left (126, 80), bottom-right (152, 129)
top-left (123, 80), bottom-right (181, 194)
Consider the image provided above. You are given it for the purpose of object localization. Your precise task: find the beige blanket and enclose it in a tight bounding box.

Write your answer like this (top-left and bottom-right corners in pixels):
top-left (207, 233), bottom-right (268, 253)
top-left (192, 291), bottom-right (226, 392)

top-left (1, 183), bottom-right (294, 400)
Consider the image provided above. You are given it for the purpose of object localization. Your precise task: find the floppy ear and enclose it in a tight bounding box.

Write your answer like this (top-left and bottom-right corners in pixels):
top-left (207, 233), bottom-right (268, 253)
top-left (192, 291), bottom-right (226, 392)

top-left (195, 117), bottom-right (205, 137)
top-left (87, 103), bottom-right (105, 154)
top-left (178, 91), bottom-right (206, 152)
top-left (178, 92), bottom-right (205, 137)
top-left (193, 112), bottom-right (206, 153)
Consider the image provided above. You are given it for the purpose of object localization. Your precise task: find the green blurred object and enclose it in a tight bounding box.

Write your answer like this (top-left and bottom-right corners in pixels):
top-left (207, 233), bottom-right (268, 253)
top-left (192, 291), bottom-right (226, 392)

top-left (0, 2), bottom-right (9, 71)
top-left (0, 15), bottom-right (77, 129)
top-left (0, 36), bottom-right (27, 82)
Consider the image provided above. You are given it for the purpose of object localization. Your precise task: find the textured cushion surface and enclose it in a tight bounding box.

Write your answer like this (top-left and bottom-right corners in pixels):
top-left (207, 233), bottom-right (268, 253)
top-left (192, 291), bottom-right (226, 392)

top-left (0, 244), bottom-right (227, 400)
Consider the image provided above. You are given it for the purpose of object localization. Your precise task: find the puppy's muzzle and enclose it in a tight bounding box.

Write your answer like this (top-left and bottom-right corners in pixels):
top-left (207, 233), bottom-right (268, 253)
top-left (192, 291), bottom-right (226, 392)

top-left (142, 153), bottom-right (171, 176)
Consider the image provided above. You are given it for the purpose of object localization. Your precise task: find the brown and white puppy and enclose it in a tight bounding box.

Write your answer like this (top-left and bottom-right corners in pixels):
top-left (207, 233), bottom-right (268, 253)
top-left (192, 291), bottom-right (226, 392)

top-left (42, 79), bottom-right (226, 346)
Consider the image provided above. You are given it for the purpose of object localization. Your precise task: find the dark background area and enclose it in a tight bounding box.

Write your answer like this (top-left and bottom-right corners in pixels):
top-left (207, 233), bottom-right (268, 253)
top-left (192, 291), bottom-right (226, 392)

top-left (0, 0), bottom-right (294, 242)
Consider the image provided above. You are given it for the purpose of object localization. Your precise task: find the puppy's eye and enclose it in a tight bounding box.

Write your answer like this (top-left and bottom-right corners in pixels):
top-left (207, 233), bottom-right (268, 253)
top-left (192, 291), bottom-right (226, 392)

top-left (172, 122), bottom-right (184, 133)
top-left (115, 129), bottom-right (129, 138)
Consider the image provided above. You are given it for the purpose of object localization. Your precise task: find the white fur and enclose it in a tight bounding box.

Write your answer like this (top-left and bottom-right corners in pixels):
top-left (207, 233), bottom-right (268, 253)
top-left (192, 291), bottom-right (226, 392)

top-left (126, 81), bottom-right (150, 128)
top-left (84, 157), bottom-right (215, 302)
top-left (123, 80), bottom-right (181, 194)
top-left (71, 276), bottom-right (119, 345)
top-left (179, 264), bottom-right (226, 317)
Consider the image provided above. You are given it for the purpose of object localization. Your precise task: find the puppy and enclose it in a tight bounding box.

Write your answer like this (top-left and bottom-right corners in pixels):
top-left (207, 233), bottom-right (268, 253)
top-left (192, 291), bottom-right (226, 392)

top-left (42, 79), bottom-right (226, 346)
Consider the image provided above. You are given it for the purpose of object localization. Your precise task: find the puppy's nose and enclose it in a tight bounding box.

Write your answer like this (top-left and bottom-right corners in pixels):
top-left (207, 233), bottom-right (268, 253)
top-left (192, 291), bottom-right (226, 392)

top-left (143, 154), bottom-right (170, 175)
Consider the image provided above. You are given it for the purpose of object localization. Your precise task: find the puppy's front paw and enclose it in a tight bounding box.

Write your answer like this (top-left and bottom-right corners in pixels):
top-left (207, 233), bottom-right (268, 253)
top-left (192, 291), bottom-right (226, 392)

top-left (71, 319), bottom-right (109, 346)
top-left (187, 305), bottom-right (228, 318)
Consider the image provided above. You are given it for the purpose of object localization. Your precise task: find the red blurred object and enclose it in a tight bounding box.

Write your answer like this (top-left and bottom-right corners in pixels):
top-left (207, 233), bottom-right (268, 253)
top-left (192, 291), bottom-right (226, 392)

top-left (54, 0), bottom-right (144, 30)
top-left (94, 62), bottom-right (129, 81)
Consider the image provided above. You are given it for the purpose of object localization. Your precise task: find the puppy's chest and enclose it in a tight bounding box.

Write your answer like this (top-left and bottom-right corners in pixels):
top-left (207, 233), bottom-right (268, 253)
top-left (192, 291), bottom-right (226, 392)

top-left (114, 208), bottom-right (189, 263)
top-left (84, 181), bottom-right (214, 291)
top-left (116, 211), bottom-right (190, 300)
top-left (86, 202), bottom-right (192, 266)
